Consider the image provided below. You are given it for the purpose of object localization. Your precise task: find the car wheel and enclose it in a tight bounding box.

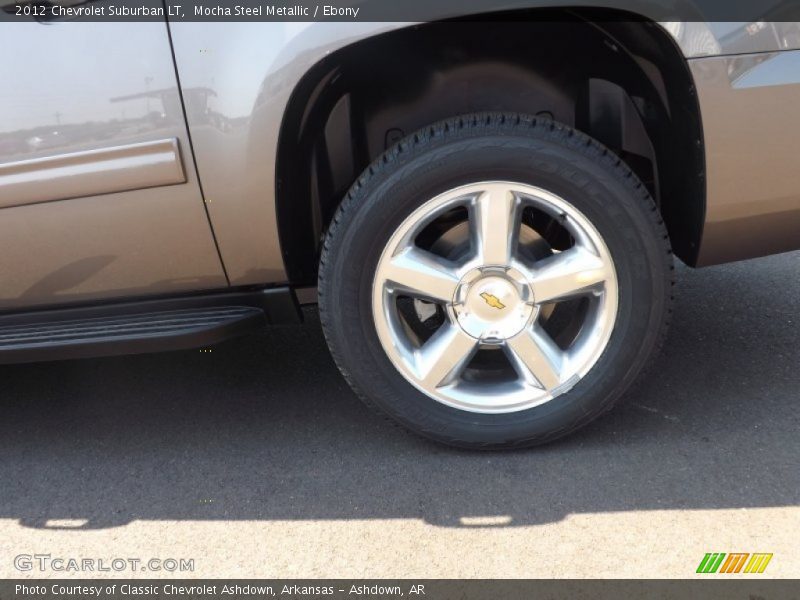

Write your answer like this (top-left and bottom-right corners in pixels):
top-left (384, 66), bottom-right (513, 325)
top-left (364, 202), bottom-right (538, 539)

top-left (319, 113), bottom-right (672, 448)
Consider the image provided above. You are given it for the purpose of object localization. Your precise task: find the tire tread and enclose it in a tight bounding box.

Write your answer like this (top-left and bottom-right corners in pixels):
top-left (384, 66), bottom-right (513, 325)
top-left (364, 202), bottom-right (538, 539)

top-left (319, 112), bottom-right (674, 448)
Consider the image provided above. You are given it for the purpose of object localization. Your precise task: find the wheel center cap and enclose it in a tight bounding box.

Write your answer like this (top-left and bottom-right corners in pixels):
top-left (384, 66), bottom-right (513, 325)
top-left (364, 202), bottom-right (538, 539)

top-left (451, 266), bottom-right (535, 341)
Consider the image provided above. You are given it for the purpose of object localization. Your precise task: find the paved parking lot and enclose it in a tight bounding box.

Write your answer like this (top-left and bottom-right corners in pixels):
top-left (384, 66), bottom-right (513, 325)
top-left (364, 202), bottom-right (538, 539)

top-left (0, 252), bottom-right (798, 578)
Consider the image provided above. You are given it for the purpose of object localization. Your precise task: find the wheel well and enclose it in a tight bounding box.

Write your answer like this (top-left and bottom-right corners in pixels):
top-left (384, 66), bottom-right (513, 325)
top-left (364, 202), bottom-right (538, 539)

top-left (276, 9), bottom-right (705, 284)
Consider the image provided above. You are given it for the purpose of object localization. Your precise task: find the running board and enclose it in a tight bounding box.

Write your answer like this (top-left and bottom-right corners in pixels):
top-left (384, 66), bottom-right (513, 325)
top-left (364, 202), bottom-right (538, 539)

top-left (0, 288), bottom-right (300, 364)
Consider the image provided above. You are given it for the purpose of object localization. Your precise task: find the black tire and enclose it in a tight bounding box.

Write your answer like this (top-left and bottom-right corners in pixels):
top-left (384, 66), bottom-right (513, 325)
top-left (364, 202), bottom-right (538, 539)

top-left (319, 113), bottom-right (673, 449)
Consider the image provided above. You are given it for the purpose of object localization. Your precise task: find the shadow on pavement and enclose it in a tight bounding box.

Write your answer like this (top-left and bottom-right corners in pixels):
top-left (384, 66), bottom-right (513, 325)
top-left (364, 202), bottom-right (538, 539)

top-left (1, 254), bottom-right (798, 529)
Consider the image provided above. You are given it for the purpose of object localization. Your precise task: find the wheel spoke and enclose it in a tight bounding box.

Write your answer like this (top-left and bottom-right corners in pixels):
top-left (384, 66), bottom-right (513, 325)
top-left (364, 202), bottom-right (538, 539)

top-left (383, 247), bottom-right (460, 303)
top-left (415, 324), bottom-right (478, 388)
top-left (472, 185), bottom-right (520, 266)
top-left (529, 247), bottom-right (609, 304)
top-left (505, 326), bottom-right (564, 391)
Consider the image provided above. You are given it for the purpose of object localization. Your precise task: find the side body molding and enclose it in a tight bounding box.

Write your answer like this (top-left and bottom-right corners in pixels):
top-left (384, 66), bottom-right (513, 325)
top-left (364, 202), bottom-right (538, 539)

top-left (0, 139), bottom-right (186, 209)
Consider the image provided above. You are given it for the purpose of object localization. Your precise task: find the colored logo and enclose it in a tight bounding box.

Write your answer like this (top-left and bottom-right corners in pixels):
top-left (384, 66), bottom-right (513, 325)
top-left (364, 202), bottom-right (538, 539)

top-left (696, 553), bottom-right (773, 574)
top-left (479, 292), bottom-right (505, 310)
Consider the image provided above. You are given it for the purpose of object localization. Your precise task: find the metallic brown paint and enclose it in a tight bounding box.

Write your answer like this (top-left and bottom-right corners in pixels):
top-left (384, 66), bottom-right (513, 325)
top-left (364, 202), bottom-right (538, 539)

top-left (690, 51), bottom-right (800, 265)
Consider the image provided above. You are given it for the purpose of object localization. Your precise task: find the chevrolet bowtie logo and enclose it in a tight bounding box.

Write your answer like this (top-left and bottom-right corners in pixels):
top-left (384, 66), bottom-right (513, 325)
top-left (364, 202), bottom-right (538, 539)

top-left (480, 292), bottom-right (506, 310)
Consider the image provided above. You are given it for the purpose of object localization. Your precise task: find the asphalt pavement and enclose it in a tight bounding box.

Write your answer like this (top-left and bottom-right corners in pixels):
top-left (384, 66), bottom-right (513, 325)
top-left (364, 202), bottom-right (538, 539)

top-left (1, 252), bottom-right (798, 578)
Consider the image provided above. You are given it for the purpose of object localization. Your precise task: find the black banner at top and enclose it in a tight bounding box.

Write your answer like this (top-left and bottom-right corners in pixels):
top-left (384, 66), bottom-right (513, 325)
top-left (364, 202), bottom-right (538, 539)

top-left (3, 0), bottom-right (800, 22)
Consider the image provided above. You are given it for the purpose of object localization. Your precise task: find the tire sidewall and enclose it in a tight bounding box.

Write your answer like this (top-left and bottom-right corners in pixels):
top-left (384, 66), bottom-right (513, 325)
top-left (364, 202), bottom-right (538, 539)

top-left (321, 122), bottom-right (668, 447)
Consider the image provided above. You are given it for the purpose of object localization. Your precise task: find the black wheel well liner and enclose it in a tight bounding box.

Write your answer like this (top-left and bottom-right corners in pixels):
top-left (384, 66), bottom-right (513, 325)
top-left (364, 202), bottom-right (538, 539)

top-left (276, 8), bottom-right (705, 284)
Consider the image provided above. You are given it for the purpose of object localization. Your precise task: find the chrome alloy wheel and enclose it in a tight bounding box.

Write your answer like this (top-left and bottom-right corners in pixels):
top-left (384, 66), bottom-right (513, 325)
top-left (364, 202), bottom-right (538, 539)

top-left (372, 181), bottom-right (619, 414)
